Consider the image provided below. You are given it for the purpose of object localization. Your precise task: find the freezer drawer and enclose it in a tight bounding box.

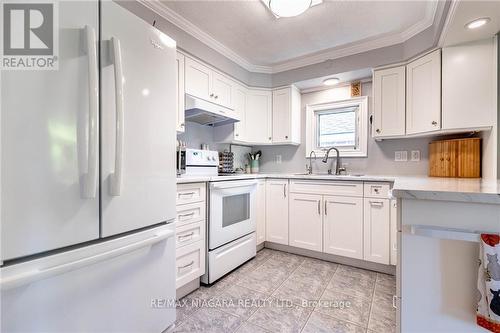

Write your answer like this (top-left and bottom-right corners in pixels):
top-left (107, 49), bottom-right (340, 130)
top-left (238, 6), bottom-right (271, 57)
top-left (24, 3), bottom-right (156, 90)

top-left (1, 225), bottom-right (176, 333)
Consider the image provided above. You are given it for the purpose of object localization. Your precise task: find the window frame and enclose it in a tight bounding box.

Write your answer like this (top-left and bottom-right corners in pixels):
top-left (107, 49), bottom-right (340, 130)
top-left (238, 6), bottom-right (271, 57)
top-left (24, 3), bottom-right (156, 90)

top-left (305, 96), bottom-right (368, 158)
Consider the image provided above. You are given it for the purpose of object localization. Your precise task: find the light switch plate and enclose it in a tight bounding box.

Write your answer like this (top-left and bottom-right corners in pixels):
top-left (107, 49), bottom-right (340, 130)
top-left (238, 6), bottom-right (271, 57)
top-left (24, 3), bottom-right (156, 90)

top-left (401, 151), bottom-right (408, 162)
top-left (394, 151), bottom-right (402, 161)
top-left (411, 150), bottom-right (421, 162)
top-left (275, 155), bottom-right (282, 164)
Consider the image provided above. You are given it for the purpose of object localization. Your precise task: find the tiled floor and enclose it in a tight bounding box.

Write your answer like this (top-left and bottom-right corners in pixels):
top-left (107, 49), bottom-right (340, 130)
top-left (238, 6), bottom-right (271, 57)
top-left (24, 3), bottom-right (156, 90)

top-left (174, 249), bottom-right (396, 333)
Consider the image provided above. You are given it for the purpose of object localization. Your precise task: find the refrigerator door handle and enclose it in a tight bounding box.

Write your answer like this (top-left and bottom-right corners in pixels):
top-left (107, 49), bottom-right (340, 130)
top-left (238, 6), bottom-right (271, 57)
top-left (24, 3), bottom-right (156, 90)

top-left (82, 25), bottom-right (99, 199)
top-left (109, 37), bottom-right (124, 196)
top-left (1, 229), bottom-right (174, 291)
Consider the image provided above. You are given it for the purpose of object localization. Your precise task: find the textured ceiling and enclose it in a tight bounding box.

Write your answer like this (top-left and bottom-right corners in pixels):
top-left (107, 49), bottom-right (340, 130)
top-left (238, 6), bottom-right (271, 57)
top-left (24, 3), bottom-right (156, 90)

top-left (161, 0), bottom-right (437, 66)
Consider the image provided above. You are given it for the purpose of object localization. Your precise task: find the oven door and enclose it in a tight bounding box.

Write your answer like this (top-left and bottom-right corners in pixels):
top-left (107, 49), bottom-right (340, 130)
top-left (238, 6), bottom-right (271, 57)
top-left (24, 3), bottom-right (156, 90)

top-left (209, 180), bottom-right (257, 250)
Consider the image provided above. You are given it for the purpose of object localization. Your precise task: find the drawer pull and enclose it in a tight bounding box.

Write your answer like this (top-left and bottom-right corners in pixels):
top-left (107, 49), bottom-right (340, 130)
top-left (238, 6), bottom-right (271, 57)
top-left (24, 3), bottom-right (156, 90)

top-left (393, 295), bottom-right (398, 309)
top-left (178, 260), bottom-right (195, 270)
top-left (370, 201), bottom-right (384, 207)
top-left (179, 212), bottom-right (195, 219)
top-left (373, 188), bottom-right (380, 194)
top-left (178, 232), bottom-right (195, 241)
top-left (179, 192), bottom-right (196, 197)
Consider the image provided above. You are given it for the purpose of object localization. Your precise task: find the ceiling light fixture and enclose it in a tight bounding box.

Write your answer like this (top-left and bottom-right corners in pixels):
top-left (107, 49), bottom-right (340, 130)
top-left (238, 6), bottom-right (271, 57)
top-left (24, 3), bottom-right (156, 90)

top-left (323, 78), bottom-right (340, 86)
top-left (262, 0), bottom-right (322, 18)
top-left (465, 17), bottom-right (490, 30)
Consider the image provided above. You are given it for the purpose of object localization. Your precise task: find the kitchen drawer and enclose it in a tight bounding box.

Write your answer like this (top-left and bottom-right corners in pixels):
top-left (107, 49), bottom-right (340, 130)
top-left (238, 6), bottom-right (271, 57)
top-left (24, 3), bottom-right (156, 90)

top-left (176, 201), bottom-right (206, 227)
top-left (176, 183), bottom-right (206, 205)
top-left (176, 220), bottom-right (205, 249)
top-left (175, 240), bottom-right (205, 289)
top-left (364, 182), bottom-right (391, 199)
top-left (289, 180), bottom-right (363, 197)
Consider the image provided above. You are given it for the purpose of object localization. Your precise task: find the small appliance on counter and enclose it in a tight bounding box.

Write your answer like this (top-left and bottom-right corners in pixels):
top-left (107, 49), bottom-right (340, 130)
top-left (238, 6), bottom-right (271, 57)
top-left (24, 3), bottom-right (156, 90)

top-left (176, 140), bottom-right (186, 176)
top-left (219, 151), bottom-right (235, 174)
top-left (181, 148), bottom-right (219, 176)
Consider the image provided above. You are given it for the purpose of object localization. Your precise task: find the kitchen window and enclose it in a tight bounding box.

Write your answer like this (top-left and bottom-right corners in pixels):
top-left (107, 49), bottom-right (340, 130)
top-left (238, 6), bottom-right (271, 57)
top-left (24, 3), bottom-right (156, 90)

top-left (306, 96), bottom-right (368, 157)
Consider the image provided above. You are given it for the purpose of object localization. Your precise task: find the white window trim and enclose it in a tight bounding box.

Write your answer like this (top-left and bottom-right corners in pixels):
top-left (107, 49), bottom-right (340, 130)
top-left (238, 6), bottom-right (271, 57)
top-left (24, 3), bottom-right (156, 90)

top-left (306, 96), bottom-right (368, 158)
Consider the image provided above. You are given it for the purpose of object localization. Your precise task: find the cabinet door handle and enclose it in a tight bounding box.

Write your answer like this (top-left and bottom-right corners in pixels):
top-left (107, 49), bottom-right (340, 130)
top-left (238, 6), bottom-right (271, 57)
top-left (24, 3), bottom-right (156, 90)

top-left (393, 295), bottom-right (398, 309)
top-left (285, 135), bottom-right (288, 139)
top-left (324, 200), bottom-right (327, 215)
top-left (210, 93), bottom-right (214, 97)
top-left (370, 201), bottom-right (384, 207)
top-left (376, 128), bottom-right (381, 133)
top-left (283, 184), bottom-right (287, 198)
top-left (214, 95), bottom-right (218, 99)
top-left (432, 121), bottom-right (438, 126)
top-left (178, 261), bottom-right (195, 271)
top-left (317, 200), bottom-right (321, 215)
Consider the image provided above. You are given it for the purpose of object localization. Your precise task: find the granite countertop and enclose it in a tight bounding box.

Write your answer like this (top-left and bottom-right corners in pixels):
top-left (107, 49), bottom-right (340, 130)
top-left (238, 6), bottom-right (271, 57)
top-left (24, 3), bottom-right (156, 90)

top-left (177, 173), bottom-right (500, 204)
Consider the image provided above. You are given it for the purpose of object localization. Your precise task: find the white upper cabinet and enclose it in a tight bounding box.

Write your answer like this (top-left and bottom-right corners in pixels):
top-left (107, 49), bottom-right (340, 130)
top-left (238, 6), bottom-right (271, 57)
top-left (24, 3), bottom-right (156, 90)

top-left (372, 66), bottom-right (406, 138)
top-left (265, 179), bottom-right (289, 245)
top-left (212, 71), bottom-right (234, 109)
top-left (185, 57), bottom-right (211, 101)
top-left (233, 83), bottom-right (247, 141)
top-left (176, 52), bottom-right (185, 133)
top-left (289, 193), bottom-right (322, 251)
top-left (406, 49), bottom-right (441, 135)
top-left (442, 38), bottom-right (497, 131)
top-left (363, 198), bottom-right (390, 264)
top-left (246, 89), bottom-right (273, 144)
top-left (272, 86), bottom-right (301, 145)
top-left (184, 57), bottom-right (234, 109)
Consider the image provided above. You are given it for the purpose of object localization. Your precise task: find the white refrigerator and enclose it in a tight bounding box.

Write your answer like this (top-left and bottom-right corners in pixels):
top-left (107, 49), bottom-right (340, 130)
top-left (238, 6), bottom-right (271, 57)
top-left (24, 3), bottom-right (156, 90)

top-left (1, 1), bottom-right (177, 332)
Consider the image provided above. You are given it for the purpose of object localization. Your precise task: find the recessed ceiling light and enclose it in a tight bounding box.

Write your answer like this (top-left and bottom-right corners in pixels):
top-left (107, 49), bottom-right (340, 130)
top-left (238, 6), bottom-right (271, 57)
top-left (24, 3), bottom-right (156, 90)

top-left (465, 17), bottom-right (490, 30)
top-left (323, 78), bottom-right (340, 86)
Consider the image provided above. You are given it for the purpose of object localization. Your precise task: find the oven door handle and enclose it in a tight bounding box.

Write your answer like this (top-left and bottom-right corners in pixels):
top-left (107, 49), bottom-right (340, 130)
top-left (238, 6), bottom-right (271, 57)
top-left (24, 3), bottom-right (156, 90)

top-left (210, 180), bottom-right (258, 190)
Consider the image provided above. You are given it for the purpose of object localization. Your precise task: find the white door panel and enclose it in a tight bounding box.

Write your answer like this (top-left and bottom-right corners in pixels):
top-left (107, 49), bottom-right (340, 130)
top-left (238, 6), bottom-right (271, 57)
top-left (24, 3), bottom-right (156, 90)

top-left (1, 1), bottom-right (99, 260)
top-left (323, 196), bottom-right (363, 259)
top-left (100, 1), bottom-right (176, 237)
top-left (289, 193), bottom-right (322, 251)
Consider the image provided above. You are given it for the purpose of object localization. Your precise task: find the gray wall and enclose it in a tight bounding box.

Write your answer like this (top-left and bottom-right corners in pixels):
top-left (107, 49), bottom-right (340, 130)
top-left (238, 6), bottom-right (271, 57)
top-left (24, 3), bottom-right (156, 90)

top-left (255, 82), bottom-right (431, 175)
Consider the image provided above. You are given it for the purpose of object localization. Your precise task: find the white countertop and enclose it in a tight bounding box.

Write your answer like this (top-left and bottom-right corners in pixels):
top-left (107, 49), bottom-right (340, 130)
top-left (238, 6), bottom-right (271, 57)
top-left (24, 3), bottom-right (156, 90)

top-left (177, 173), bottom-right (500, 204)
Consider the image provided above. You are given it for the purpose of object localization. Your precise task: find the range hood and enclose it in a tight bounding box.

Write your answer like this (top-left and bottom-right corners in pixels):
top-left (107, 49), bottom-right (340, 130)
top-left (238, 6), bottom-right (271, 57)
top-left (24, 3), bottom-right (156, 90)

top-left (184, 95), bottom-right (240, 126)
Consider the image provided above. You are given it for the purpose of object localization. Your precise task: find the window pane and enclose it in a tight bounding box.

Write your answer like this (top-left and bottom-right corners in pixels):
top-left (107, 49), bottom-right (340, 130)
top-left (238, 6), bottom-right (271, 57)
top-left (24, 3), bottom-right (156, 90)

top-left (317, 108), bottom-right (357, 147)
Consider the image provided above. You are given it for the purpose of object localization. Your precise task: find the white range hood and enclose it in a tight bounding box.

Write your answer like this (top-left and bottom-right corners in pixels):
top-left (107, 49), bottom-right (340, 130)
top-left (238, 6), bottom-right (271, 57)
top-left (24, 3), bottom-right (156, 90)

top-left (184, 94), bottom-right (240, 126)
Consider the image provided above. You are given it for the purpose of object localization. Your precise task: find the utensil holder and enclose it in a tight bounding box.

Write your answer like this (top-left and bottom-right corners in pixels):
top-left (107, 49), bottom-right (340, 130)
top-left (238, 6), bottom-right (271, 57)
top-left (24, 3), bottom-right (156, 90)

top-left (250, 160), bottom-right (259, 174)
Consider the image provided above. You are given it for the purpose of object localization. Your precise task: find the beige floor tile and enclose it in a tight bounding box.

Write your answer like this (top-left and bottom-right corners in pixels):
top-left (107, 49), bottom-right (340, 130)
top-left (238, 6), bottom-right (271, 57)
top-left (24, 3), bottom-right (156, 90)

top-left (316, 288), bottom-right (372, 328)
top-left (173, 307), bottom-right (244, 333)
top-left (302, 311), bottom-right (366, 333)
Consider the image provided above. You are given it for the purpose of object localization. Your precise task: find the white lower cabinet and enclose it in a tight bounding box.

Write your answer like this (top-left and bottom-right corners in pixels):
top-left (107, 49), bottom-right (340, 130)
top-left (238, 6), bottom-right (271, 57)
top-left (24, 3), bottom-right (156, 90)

top-left (256, 180), bottom-right (266, 245)
top-left (175, 240), bottom-right (205, 288)
top-left (265, 179), bottom-right (289, 245)
top-left (363, 198), bottom-right (390, 264)
top-left (289, 193), bottom-right (322, 251)
top-left (323, 195), bottom-right (364, 259)
top-left (175, 183), bottom-right (206, 289)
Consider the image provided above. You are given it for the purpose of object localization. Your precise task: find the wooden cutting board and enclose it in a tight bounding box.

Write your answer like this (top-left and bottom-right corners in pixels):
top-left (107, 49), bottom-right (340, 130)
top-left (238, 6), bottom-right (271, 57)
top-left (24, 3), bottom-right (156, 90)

top-left (429, 138), bottom-right (481, 178)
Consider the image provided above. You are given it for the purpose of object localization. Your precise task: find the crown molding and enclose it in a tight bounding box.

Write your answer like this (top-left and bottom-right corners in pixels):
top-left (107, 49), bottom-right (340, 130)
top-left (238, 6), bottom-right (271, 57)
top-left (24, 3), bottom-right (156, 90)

top-left (140, 0), bottom-right (441, 74)
top-left (437, 0), bottom-right (459, 47)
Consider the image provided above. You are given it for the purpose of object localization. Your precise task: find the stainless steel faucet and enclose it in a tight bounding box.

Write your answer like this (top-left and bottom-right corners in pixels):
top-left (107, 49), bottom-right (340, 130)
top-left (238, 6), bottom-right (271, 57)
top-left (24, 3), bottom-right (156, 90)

top-left (322, 147), bottom-right (343, 175)
top-left (307, 151), bottom-right (317, 174)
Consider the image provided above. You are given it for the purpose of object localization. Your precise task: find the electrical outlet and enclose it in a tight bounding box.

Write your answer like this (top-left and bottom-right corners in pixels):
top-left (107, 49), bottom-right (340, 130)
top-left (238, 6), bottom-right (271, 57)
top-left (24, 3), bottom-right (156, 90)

top-left (395, 151), bottom-right (408, 162)
top-left (394, 151), bottom-right (402, 162)
top-left (275, 155), bottom-right (282, 164)
top-left (411, 150), bottom-right (421, 162)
